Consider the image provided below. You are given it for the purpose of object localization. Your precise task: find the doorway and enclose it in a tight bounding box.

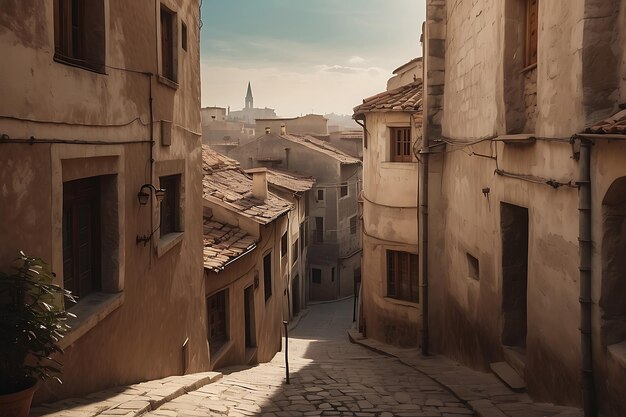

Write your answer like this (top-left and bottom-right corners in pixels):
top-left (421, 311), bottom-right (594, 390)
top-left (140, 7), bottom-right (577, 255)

top-left (500, 203), bottom-right (529, 349)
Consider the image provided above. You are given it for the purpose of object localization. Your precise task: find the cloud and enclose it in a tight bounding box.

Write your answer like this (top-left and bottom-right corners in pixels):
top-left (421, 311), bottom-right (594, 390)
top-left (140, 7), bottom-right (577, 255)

top-left (348, 56), bottom-right (366, 64)
top-left (317, 64), bottom-right (386, 76)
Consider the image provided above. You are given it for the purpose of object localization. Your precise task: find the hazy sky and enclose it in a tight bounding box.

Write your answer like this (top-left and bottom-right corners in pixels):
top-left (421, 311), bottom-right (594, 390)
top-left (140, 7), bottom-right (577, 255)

top-left (200, 1), bottom-right (426, 117)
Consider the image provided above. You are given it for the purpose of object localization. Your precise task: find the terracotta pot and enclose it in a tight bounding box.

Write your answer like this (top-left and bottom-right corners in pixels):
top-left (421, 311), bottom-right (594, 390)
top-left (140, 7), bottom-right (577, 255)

top-left (0, 379), bottom-right (38, 417)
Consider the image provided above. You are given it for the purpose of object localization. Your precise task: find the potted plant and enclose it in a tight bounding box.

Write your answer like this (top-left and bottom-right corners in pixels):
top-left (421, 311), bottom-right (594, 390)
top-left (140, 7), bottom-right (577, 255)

top-left (0, 252), bottom-right (76, 417)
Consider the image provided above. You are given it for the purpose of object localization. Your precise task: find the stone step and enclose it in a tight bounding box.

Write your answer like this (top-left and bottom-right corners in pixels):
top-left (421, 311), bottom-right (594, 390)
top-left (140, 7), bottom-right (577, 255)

top-left (490, 361), bottom-right (526, 392)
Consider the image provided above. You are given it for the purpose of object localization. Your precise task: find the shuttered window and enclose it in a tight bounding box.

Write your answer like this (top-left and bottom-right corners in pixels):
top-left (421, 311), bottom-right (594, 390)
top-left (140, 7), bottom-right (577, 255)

top-left (525, 0), bottom-right (539, 66)
top-left (386, 250), bottom-right (419, 302)
top-left (207, 290), bottom-right (228, 354)
top-left (390, 127), bottom-right (412, 162)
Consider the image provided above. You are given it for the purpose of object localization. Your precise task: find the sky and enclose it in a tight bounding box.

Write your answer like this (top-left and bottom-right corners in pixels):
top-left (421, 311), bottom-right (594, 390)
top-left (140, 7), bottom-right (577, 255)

top-left (200, 1), bottom-right (426, 118)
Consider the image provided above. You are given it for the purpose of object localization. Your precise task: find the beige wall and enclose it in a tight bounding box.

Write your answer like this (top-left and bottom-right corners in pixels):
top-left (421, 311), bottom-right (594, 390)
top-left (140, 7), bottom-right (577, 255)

top-left (258, 115), bottom-right (328, 136)
top-left (0, 0), bottom-right (209, 403)
top-left (424, 0), bottom-right (626, 413)
top-left (360, 110), bottom-right (420, 347)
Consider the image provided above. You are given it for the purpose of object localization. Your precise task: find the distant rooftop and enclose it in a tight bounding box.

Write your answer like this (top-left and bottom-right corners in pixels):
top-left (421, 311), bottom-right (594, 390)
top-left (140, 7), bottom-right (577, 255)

top-left (353, 80), bottom-right (423, 117)
top-left (392, 57), bottom-right (423, 75)
top-left (276, 134), bottom-right (361, 165)
top-left (202, 146), bottom-right (292, 224)
top-left (265, 169), bottom-right (316, 193)
top-left (256, 114), bottom-right (327, 122)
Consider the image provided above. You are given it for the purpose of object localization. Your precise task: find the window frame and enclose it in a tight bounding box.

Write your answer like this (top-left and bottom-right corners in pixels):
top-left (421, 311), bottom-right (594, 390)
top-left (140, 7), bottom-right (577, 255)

top-left (181, 21), bottom-right (188, 52)
top-left (160, 4), bottom-right (178, 83)
top-left (525, 0), bottom-right (539, 68)
top-left (386, 250), bottom-right (419, 303)
top-left (312, 268), bottom-right (322, 285)
top-left (340, 183), bottom-right (348, 198)
top-left (159, 174), bottom-right (181, 237)
top-left (389, 127), bottom-right (412, 163)
top-left (316, 188), bottom-right (324, 202)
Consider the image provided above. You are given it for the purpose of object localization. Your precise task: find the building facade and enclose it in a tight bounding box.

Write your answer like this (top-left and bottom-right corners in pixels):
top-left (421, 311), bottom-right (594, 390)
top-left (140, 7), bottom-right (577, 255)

top-left (354, 62), bottom-right (423, 347)
top-left (0, 0), bottom-right (209, 402)
top-left (256, 114), bottom-right (329, 137)
top-left (421, 0), bottom-right (626, 415)
top-left (227, 82), bottom-right (277, 125)
top-left (202, 148), bottom-right (291, 369)
top-left (228, 132), bottom-right (362, 301)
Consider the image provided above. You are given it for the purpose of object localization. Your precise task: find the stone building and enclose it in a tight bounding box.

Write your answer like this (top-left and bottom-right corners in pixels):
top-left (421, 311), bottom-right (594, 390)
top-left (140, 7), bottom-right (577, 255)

top-left (200, 106), bottom-right (250, 152)
top-left (256, 114), bottom-right (329, 137)
top-left (228, 131), bottom-right (362, 301)
top-left (0, 0), bottom-right (209, 402)
top-left (420, 0), bottom-right (626, 415)
top-left (263, 169), bottom-right (315, 321)
top-left (353, 60), bottom-right (423, 347)
top-left (227, 82), bottom-right (277, 125)
top-left (202, 147), bottom-right (291, 369)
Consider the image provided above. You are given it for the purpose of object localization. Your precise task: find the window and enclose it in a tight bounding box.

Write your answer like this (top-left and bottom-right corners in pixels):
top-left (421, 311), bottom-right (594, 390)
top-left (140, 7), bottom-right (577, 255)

top-left (390, 127), bottom-right (412, 162)
top-left (181, 21), bottom-right (188, 51)
top-left (467, 253), bottom-right (480, 281)
top-left (316, 189), bottom-right (324, 202)
top-left (281, 232), bottom-right (288, 258)
top-left (300, 222), bottom-right (305, 252)
top-left (63, 177), bottom-right (101, 300)
top-left (350, 216), bottom-right (357, 235)
top-left (159, 174), bottom-right (181, 237)
top-left (207, 290), bottom-right (228, 355)
top-left (53, 0), bottom-right (105, 72)
top-left (263, 252), bottom-right (272, 302)
top-left (292, 240), bottom-right (299, 264)
top-left (340, 183), bottom-right (348, 198)
top-left (160, 5), bottom-right (177, 82)
top-left (312, 268), bottom-right (322, 284)
top-left (525, 0), bottom-right (539, 67)
top-left (314, 217), bottom-right (324, 243)
top-left (386, 250), bottom-right (419, 302)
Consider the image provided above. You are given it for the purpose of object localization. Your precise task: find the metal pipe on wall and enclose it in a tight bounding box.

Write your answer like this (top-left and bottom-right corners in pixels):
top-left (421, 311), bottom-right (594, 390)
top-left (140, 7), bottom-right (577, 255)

top-left (577, 138), bottom-right (596, 417)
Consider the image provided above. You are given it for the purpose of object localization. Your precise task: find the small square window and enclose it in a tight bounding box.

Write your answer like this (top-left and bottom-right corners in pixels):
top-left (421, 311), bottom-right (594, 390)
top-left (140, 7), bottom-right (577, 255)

top-left (160, 174), bottom-right (181, 237)
top-left (390, 127), bottom-right (412, 162)
top-left (316, 189), bottom-right (324, 202)
top-left (181, 21), bottom-right (187, 51)
top-left (340, 183), bottom-right (348, 198)
top-left (467, 253), bottom-right (480, 281)
top-left (312, 268), bottom-right (322, 284)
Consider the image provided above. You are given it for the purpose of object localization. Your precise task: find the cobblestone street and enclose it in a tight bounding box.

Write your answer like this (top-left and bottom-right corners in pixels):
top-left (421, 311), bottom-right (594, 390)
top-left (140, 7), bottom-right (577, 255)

top-left (144, 297), bottom-right (473, 417)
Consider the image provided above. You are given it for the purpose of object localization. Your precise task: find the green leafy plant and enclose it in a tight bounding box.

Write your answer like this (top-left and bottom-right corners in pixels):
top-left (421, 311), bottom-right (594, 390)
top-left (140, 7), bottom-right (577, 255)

top-left (0, 252), bottom-right (76, 395)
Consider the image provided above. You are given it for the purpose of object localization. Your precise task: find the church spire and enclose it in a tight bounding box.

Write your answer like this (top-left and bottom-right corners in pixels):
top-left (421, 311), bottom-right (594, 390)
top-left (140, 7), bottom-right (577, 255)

top-left (245, 82), bottom-right (253, 109)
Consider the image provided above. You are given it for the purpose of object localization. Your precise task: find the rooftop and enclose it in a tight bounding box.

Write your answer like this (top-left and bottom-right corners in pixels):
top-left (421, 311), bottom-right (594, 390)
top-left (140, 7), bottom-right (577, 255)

top-left (277, 134), bottom-right (361, 165)
top-left (265, 169), bottom-right (316, 193)
top-left (203, 216), bottom-right (257, 272)
top-left (586, 108), bottom-right (626, 135)
top-left (202, 146), bottom-right (292, 224)
top-left (353, 80), bottom-right (423, 117)
top-left (392, 57), bottom-right (423, 75)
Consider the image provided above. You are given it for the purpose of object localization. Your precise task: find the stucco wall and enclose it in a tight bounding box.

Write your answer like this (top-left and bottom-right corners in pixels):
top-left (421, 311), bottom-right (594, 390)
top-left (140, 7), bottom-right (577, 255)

top-left (0, 0), bottom-right (208, 403)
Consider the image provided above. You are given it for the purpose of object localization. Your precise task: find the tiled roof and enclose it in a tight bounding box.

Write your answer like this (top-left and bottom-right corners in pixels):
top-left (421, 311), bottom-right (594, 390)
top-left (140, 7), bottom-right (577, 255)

top-left (202, 146), bottom-right (293, 224)
top-left (278, 134), bottom-right (361, 165)
top-left (265, 169), bottom-right (316, 193)
top-left (353, 80), bottom-right (423, 116)
top-left (203, 217), bottom-right (257, 272)
top-left (586, 109), bottom-right (626, 135)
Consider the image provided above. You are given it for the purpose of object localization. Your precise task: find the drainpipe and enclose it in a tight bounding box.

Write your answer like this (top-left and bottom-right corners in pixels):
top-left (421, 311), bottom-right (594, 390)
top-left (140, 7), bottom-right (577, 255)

top-left (577, 138), bottom-right (596, 417)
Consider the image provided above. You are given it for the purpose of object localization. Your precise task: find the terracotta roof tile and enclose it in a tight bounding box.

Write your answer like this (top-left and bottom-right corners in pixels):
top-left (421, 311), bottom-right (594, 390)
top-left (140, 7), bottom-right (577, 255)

top-left (353, 80), bottom-right (423, 116)
top-left (203, 216), bottom-right (257, 272)
top-left (277, 134), bottom-right (361, 165)
top-left (264, 169), bottom-right (316, 193)
top-left (202, 146), bottom-right (293, 224)
top-left (586, 109), bottom-right (626, 135)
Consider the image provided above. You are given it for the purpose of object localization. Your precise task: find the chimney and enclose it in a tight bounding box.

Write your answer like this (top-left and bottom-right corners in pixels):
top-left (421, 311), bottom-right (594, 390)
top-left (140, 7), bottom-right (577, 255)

top-left (280, 124), bottom-right (286, 135)
top-left (265, 126), bottom-right (271, 134)
top-left (247, 168), bottom-right (268, 200)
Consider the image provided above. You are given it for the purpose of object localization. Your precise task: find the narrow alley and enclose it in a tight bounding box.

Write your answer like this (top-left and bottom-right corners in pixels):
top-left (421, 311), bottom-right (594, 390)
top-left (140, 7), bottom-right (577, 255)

top-left (143, 298), bottom-right (473, 417)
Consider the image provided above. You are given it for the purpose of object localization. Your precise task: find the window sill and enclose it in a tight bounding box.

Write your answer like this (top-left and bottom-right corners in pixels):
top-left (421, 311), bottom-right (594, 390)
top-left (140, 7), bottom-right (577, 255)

top-left (158, 75), bottom-right (179, 90)
top-left (384, 296), bottom-right (419, 308)
top-left (60, 292), bottom-right (124, 349)
top-left (157, 232), bottom-right (184, 258)
top-left (608, 340), bottom-right (626, 369)
top-left (53, 54), bottom-right (107, 75)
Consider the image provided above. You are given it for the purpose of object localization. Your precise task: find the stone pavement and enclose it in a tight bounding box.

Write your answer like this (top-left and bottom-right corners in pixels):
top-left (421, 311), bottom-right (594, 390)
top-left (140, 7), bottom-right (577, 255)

top-left (31, 372), bottom-right (223, 417)
top-left (347, 329), bottom-right (583, 417)
top-left (31, 297), bottom-right (584, 417)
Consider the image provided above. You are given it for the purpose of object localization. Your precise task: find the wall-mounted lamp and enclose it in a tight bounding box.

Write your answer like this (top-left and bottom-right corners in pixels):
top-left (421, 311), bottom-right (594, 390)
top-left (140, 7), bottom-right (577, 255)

top-left (137, 183), bottom-right (166, 205)
top-left (136, 184), bottom-right (166, 246)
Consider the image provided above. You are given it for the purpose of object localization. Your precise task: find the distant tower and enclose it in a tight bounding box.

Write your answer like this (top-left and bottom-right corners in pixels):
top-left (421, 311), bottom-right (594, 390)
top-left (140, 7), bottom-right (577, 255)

top-left (245, 82), bottom-right (253, 109)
